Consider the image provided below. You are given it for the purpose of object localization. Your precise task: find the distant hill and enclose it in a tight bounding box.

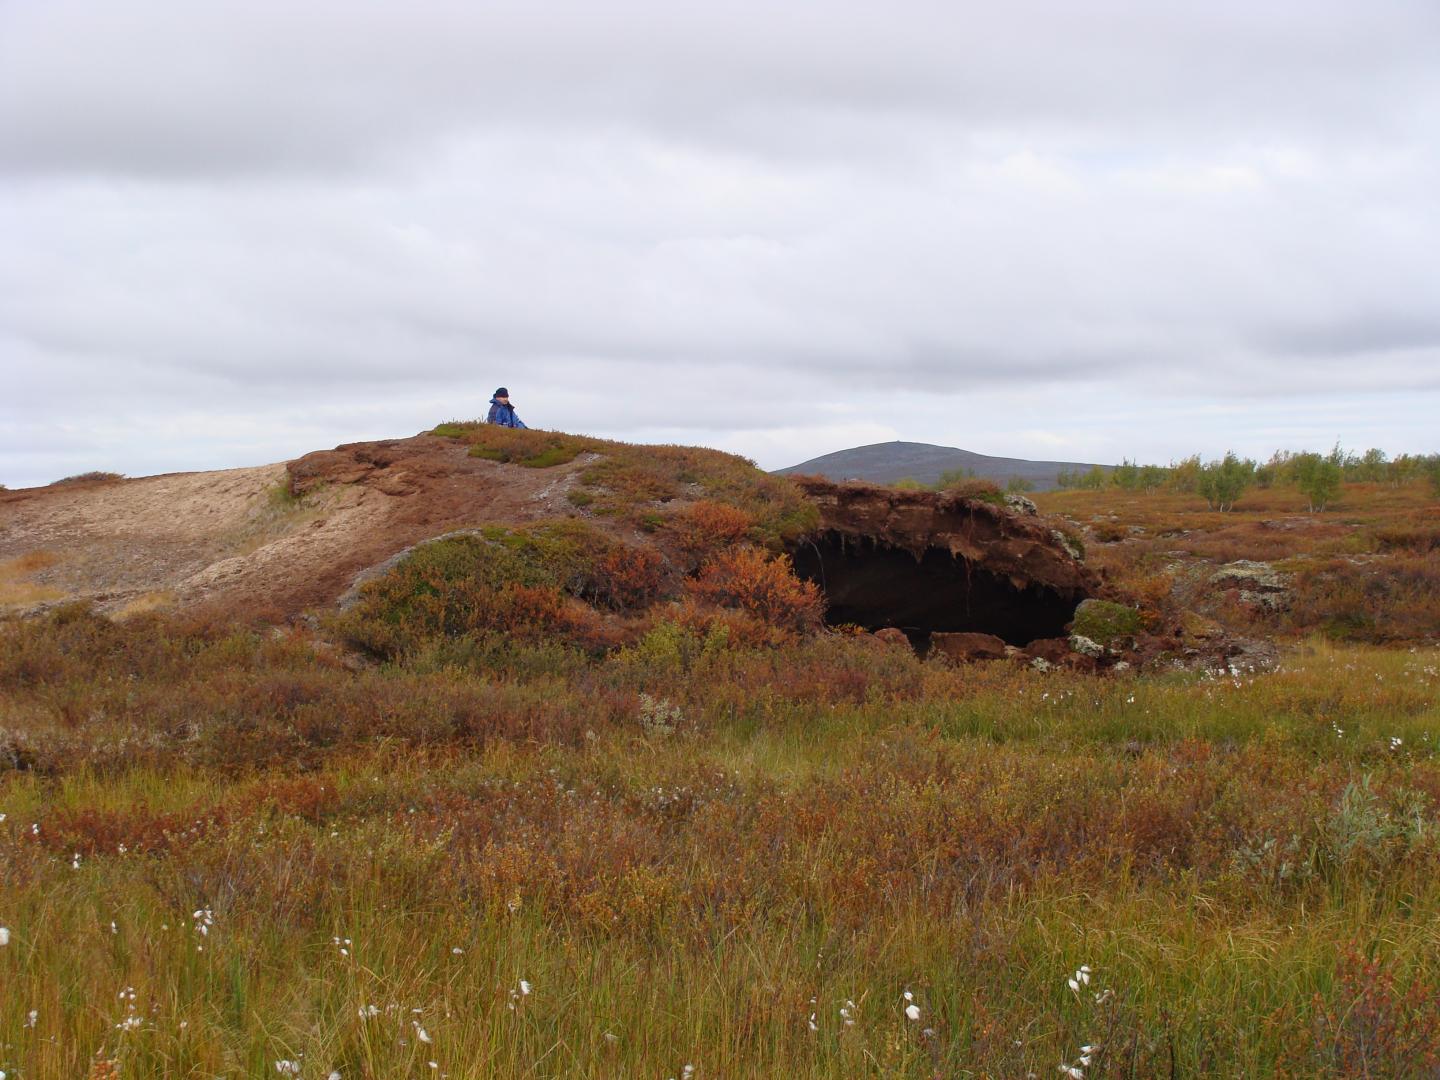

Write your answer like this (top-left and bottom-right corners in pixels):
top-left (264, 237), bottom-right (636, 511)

top-left (775, 441), bottom-right (1111, 492)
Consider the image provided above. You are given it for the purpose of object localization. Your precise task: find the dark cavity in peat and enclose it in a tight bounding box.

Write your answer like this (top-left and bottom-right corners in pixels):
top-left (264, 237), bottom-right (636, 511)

top-left (789, 531), bottom-right (1080, 650)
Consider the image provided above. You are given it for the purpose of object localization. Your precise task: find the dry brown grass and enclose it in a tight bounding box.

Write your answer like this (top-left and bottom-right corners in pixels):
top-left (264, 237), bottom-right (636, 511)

top-left (113, 590), bottom-right (177, 619)
top-left (6, 551), bottom-right (61, 574)
top-left (0, 550), bottom-right (65, 607)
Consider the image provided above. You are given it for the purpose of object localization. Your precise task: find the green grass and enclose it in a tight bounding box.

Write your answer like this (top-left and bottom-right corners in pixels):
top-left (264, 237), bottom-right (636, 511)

top-left (3, 601), bottom-right (1440, 1076)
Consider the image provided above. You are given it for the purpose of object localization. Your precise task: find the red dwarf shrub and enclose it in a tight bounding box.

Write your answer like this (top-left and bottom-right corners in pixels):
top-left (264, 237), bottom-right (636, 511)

top-left (592, 543), bottom-right (672, 610)
top-left (1309, 948), bottom-right (1440, 1076)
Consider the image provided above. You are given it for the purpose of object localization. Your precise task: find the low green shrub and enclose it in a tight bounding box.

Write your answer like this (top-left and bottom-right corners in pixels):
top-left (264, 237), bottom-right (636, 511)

top-left (330, 523), bottom-right (674, 658)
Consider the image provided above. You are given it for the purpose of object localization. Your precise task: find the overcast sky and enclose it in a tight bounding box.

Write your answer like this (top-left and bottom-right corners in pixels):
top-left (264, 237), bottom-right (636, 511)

top-left (3, 1), bottom-right (1438, 487)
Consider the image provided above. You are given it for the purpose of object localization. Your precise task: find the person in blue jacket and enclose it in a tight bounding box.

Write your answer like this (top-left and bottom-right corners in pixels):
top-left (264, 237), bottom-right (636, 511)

top-left (486, 387), bottom-right (528, 429)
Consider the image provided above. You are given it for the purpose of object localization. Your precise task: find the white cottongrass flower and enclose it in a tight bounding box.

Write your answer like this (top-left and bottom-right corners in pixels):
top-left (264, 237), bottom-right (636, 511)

top-left (519, 979), bottom-right (532, 996)
top-left (413, 1022), bottom-right (432, 1044)
top-left (451, 947), bottom-right (464, 955)
top-left (72, 853), bottom-right (81, 869)
top-left (358, 1004), bottom-right (380, 1020)
top-left (328, 1073), bottom-right (342, 1080)
top-left (1059, 1066), bottom-right (1084, 1079)
top-left (26, 1009), bottom-right (38, 1028)
top-left (807, 1013), bottom-right (818, 1032)
top-left (682, 1066), bottom-right (695, 1079)
top-left (275, 1061), bottom-right (301, 1075)
top-left (0, 926), bottom-right (10, 946)
top-left (839, 1000), bottom-right (856, 1026)
top-left (905, 1004), bottom-right (921, 1021)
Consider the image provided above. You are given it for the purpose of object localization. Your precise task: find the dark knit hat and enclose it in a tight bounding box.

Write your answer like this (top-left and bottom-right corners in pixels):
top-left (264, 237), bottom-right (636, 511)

top-left (494, 387), bottom-right (509, 398)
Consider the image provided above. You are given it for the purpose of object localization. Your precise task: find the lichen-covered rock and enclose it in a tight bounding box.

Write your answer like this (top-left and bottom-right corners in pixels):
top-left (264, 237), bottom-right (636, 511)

top-left (1069, 633), bottom-right (1105, 658)
top-left (1004, 493), bottom-right (1039, 516)
top-left (1209, 560), bottom-right (1292, 611)
top-left (1209, 560), bottom-right (1288, 591)
top-left (1050, 528), bottom-right (1085, 562)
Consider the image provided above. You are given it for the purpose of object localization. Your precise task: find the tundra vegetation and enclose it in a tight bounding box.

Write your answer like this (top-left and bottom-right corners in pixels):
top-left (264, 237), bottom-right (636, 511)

top-left (0, 430), bottom-right (1438, 1079)
top-left (1062, 445), bottom-right (1440, 513)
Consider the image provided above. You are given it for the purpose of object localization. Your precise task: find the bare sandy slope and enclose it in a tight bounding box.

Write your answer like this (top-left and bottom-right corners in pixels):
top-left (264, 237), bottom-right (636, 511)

top-left (0, 435), bottom-right (588, 617)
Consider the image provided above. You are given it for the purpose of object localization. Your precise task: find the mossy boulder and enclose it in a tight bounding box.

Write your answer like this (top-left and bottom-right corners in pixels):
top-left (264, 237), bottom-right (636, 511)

top-left (1069, 598), bottom-right (1143, 648)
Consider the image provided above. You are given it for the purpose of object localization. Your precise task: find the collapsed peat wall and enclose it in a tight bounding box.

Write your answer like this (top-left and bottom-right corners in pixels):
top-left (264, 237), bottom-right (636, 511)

top-left (787, 478), bottom-right (1099, 647)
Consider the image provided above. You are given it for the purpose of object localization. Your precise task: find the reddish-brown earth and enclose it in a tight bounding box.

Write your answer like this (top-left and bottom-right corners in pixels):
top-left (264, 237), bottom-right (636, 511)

top-left (0, 434), bottom-right (592, 618)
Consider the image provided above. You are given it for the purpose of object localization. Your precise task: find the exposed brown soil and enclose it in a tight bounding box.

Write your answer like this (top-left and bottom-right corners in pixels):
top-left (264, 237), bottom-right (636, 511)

top-left (0, 434), bottom-right (592, 618)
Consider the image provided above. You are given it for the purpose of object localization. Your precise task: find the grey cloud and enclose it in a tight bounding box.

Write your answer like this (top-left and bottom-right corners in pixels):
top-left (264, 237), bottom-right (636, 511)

top-left (3, 1), bottom-right (1438, 176)
top-left (2, 0), bottom-right (1439, 488)
top-left (1257, 315), bottom-right (1440, 359)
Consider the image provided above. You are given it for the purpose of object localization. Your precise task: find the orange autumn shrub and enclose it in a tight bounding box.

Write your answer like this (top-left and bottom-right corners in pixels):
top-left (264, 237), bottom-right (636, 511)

top-left (686, 547), bottom-right (825, 635)
top-left (666, 500), bottom-right (756, 561)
